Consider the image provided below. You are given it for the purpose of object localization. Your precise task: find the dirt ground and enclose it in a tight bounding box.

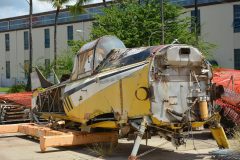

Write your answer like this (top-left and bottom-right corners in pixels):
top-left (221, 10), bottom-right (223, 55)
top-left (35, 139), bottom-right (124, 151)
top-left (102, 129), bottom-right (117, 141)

top-left (0, 130), bottom-right (238, 160)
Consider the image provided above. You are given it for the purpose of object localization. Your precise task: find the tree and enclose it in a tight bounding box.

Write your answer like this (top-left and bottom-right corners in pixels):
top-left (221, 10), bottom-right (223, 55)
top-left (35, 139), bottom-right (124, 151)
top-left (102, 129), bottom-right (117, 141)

top-left (91, 0), bottom-right (214, 56)
top-left (36, 40), bottom-right (87, 79)
top-left (103, 0), bottom-right (107, 7)
top-left (26, 0), bottom-right (33, 91)
top-left (40, 0), bottom-right (69, 70)
top-left (39, 0), bottom-right (87, 82)
top-left (54, 40), bottom-right (88, 77)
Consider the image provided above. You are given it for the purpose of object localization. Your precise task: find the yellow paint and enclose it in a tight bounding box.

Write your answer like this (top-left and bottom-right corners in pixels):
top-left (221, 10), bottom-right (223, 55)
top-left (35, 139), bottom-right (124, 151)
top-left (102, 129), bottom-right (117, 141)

top-left (32, 91), bottom-right (39, 97)
top-left (90, 121), bottom-right (118, 128)
top-left (63, 98), bottom-right (70, 113)
top-left (122, 65), bottom-right (151, 117)
top-left (191, 122), bottom-right (205, 128)
top-left (151, 117), bottom-right (169, 126)
top-left (210, 126), bottom-right (230, 149)
top-left (65, 63), bottom-right (151, 124)
top-left (67, 82), bottom-right (121, 124)
top-left (199, 101), bottom-right (209, 120)
top-left (135, 87), bottom-right (149, 100)
top-left (41, 113), bottom-right (70, 121)
top-left (170, 124), bottom-right (182, 130)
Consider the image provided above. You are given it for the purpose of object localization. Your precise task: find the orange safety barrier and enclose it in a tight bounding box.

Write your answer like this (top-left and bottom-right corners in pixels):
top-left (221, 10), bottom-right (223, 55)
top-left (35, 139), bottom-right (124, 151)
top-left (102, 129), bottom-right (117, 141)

top-left (0, 92), bottom-right (32, 107)
top-left (213, 68), bottom-right (240, 93)
top-left (213, 68), bottom-right (240, 124)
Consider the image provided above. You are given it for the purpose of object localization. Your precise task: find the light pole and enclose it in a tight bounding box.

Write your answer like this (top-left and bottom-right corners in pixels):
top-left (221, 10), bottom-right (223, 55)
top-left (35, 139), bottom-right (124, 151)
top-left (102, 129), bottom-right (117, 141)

top-left (160, 0), bottom-right (164, 44)
top-left (194, 0), bottom-right (199, 44)
top-left (25, 0), bottom-right (33, 91)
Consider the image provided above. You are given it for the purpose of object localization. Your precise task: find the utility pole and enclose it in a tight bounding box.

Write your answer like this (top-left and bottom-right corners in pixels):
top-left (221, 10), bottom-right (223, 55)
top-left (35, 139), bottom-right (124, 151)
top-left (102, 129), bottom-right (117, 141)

top-left (194, 0), bottom-right (198, 44)
top-left (160, 0), bottom-right (164, 44)
top-left (26, 0), bottom-right (33, 91)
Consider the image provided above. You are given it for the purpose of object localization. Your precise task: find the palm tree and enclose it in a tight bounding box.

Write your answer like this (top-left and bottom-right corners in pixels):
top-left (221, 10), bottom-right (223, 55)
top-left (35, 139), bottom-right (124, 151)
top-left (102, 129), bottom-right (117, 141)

top-left (103, 0), bottom-right (107, 7)
top-left (40, 0), bottom-right (70, 72)
top-left (26, 0), bottom-right (33, 91)
top-left (39, 0), bottom-right (87, 73)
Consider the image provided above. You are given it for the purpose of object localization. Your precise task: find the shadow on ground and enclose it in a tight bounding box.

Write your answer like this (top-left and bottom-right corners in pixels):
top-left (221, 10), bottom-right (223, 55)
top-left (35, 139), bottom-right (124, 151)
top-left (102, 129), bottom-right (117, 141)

top-left (3, 132), bottom-right (215, 160)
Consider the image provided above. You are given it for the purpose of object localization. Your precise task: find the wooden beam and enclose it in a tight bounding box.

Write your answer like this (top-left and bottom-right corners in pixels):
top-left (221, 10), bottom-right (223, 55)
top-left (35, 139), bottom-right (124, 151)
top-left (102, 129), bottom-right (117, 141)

top-left (40, 132), bottom-right (118, 152)
top-left (0, 124), bottom-right (19, 134)
top-left (18, 124), bottom-right (63, 137)
top-left (0, 123), bottom-right (118, 152)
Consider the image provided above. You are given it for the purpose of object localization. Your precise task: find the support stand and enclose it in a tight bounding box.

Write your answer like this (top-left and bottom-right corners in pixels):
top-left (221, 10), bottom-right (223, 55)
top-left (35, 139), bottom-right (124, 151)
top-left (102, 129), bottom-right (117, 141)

top-left (128, 117), bottom-right (147, 160)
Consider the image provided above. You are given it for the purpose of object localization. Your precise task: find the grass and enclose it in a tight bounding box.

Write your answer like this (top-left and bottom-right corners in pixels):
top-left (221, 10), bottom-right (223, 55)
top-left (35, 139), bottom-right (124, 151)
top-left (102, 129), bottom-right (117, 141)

top-left (0, 87), bottom-right (10, 92)
top-left (87, 142), bottom-right (118, 158)
top-left (234, 128), bottom-right (240, 149)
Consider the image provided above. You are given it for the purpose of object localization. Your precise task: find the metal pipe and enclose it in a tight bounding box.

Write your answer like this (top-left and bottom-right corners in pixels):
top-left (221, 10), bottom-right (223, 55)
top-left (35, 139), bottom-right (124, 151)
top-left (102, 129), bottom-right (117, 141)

top-left (129, 117), bottom-right (147, 159)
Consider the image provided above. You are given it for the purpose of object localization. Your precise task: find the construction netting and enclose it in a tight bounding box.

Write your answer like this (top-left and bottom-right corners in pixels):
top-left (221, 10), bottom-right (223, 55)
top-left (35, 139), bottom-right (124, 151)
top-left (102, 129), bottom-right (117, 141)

top-left (213, 68), bottom-right (240, 93)
top-left (0, 92), bottom-right (32, 107)
top-left (213, 68), bottom-right (240, 125)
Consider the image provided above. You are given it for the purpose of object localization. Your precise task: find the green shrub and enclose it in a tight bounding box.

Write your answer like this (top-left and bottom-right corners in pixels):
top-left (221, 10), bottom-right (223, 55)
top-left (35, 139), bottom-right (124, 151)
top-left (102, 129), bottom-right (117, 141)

top-left (8, 85), bottom-right (26, 93)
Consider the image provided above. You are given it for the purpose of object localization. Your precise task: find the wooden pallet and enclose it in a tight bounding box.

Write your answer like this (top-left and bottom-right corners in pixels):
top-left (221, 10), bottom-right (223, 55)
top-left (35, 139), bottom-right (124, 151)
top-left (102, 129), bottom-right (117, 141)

top-left (0, 123), bottom-right (118, 152)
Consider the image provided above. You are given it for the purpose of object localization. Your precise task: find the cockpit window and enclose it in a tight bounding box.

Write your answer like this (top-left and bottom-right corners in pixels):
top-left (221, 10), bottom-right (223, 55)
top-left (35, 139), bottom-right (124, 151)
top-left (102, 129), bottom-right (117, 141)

top-left (96, 47), bottom-right (151, 72)
top-left (71, 35), bottom-right (126, 80)
top-left (79, 50), bottom-right (94, 74)
top-left (94, 36), bottom-right (126, 68)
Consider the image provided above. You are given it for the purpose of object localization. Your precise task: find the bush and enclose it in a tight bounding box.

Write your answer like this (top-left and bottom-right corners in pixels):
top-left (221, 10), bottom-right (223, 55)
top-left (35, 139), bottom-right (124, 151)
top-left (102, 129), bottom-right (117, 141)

top-left (8, 85), bottom-right (26, 93)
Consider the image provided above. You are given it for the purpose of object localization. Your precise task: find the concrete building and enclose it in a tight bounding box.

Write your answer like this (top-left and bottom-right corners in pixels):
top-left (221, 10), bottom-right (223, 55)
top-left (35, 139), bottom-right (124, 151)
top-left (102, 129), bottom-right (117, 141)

top-left (172, 0), bottom-right (240, 69)
top-left (0, 4), bottom-right (102, 87)
top-left (0, 1), bottom-right (239, 87)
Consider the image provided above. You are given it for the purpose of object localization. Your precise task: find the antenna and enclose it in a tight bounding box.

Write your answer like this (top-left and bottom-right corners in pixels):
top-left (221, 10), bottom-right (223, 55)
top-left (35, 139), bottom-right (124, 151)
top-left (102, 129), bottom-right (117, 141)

top-left (171, 39), bottom-right (179, 44)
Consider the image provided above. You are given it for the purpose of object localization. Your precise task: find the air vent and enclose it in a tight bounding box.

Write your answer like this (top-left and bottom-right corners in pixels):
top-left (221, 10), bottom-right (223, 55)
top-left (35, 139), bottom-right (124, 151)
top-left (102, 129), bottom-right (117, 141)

top-left (179, 48), bottom-right (190, 55)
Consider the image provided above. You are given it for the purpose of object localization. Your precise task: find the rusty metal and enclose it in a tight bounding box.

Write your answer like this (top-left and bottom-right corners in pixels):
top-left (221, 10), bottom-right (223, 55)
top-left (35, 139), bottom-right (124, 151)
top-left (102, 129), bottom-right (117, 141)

top-left (0, 104), bottom-right (30, 124)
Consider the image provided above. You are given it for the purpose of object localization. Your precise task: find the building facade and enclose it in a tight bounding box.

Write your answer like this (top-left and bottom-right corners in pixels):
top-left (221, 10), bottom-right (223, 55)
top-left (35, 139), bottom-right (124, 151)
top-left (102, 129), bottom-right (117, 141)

top-left (0, 1), bottom-right (239, 87)
top-left (0, 4), bottom-right (102, 87)
top-left (175, 0), bottom-right (240, 70)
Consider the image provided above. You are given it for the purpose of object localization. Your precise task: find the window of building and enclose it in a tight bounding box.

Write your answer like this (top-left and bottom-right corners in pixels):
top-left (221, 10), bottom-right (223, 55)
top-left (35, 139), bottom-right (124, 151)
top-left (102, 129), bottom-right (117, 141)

top-left (24, 60), bottom-right (29, 78)
top-left (44, 28), bottom-right (50, 48)
top-left (67, 25), bottom-right (73, 45)
top-left (5, 33), bottom-right (10, 51)
top-left (191, 9), bottom-right (201, 35)
top-left (24, 31), bottom-right (29, 50)
top-left (234, 49), bottom-right (240, 70)
top-left (0, 21), bottom-right (9, 31)
top-left (6, 61), bottom-right (10, 79)
top-left (234, 5), bottom-right (240, 33)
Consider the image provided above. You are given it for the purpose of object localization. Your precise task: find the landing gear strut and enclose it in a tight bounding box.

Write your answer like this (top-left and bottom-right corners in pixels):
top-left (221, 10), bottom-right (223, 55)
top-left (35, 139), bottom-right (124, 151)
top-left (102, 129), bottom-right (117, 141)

top-left (128, 117), bottom-right (147, 160)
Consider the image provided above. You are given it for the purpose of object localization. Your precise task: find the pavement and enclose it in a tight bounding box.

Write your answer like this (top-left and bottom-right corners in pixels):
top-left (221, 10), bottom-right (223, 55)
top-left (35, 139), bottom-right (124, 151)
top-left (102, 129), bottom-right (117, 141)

top-left (0, 130), bottom-right (238, 160)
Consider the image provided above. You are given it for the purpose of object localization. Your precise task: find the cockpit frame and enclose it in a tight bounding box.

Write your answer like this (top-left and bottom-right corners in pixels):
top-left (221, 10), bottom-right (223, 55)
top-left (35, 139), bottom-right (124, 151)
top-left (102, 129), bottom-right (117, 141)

top-left (71, 35), bottom-right (126, 80)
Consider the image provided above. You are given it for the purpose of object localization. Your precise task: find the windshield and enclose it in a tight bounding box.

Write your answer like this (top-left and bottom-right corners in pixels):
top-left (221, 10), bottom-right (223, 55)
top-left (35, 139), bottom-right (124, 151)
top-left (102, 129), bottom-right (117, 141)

top-left (94, 36), bottom-right (126, 69)
top-left (97, 47), bottom-right (151, 72)
top-left (71, 35), bottom-right (126, 80)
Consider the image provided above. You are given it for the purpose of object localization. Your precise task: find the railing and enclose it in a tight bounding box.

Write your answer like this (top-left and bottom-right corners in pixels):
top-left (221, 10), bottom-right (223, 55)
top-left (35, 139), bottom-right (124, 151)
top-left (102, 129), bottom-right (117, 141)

top-left (0, 1), bottom-right (229, 32)
top-left (169, 0), bottom-right (224, 6)
top-left (0, 6), bottom-right (102, 32)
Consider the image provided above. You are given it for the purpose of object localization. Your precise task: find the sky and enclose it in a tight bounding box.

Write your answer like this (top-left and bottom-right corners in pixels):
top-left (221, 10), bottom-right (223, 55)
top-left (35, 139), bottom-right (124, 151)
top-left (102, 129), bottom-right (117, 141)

top-left (0, 0), bottom-right (95, 19)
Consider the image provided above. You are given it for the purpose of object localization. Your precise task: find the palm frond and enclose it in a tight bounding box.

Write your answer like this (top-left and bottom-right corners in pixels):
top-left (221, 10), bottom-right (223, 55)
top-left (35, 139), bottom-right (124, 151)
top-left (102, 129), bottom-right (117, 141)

top-left (38, 0), bottom-right (70, 8)
top-left (68, 0), bottom-right (88, 15)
